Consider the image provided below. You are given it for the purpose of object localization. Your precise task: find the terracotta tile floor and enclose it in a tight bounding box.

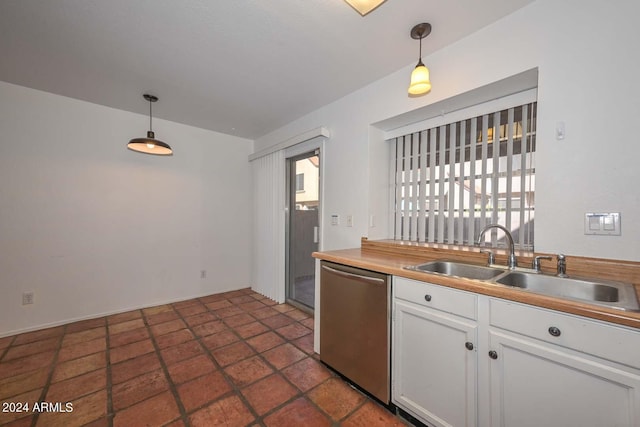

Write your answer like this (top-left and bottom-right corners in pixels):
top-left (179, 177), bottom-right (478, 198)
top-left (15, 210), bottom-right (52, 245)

top-left (0, 288), bottom-right (410, 427)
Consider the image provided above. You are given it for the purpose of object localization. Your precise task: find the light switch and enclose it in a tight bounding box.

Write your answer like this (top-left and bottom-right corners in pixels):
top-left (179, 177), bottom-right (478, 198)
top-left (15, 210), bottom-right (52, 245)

top-left (584, 212), bottom-right (621, 235)
top-left (603, 215), bottom-right (615, 231)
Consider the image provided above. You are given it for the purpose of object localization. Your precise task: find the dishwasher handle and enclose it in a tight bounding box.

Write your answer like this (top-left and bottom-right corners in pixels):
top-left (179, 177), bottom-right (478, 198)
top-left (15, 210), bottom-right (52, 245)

top-left (321, 264), bottom-right (386, 284)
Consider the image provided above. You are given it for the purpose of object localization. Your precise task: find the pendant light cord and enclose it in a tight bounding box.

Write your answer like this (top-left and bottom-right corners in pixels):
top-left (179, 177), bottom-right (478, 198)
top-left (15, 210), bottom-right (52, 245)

top-left (149, 99), bottom-right (153, 132)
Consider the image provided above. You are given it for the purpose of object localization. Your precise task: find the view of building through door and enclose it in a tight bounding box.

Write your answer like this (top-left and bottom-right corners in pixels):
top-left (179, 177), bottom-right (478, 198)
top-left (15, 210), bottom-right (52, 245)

top-left (286, 150), bottom-right (320, 311)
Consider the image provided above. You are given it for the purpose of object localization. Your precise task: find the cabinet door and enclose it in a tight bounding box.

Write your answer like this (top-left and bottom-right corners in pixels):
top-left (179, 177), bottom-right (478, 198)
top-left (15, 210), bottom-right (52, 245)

top-left (393, 299), bottom-right (477, 427)
top-left (488, 329), bottom-right (640, 427)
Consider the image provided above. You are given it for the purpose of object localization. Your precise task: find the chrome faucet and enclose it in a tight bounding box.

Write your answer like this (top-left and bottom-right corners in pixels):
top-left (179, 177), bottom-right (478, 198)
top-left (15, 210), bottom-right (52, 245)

top-left (532, 255), bottom-right (552, 273)
top-left (476, 224), bottom-right (517, 269)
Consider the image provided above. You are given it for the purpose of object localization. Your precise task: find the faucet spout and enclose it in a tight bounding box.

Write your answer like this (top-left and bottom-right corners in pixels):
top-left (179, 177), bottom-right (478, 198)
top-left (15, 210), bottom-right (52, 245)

top-left (476, 224), bottom-right (517, 269)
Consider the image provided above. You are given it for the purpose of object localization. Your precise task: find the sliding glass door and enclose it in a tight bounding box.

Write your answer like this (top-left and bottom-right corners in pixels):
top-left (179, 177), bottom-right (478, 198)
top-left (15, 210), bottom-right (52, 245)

top-left (286, 150), bottom-right (320, 311)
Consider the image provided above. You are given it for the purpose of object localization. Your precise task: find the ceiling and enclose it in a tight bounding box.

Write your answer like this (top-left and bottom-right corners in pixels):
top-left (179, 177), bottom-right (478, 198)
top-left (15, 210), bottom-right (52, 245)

top-left (0, 0), bottom-right (534, 140)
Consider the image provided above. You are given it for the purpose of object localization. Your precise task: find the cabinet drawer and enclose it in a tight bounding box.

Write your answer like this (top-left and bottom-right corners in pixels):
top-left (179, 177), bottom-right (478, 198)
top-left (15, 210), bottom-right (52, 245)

top-left (489, 298), bottom-right (640, 369)
top-left (394, 277), bottom-right (477, 320)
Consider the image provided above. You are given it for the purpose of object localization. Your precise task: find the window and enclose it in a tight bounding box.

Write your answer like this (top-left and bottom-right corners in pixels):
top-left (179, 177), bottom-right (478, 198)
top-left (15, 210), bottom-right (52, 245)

top-left (295, 173), bottom-right (304, 192)
top-left (391, 102), bottom-right (536, 250)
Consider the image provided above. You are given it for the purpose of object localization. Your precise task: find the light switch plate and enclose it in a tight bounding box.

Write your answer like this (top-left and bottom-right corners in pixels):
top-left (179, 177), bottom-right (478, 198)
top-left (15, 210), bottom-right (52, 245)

top-left (584, 212), bottom-right (621, 235)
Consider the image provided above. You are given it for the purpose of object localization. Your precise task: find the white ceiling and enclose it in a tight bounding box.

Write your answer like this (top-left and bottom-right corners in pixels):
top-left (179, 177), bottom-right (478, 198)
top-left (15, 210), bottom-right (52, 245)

top-left (0, 0), bottom-right (534, 140)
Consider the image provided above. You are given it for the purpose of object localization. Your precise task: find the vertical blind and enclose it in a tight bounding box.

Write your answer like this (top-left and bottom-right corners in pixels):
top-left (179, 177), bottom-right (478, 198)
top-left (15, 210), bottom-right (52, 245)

top-left (251, 150), bottom-right (286, 303)
top-left (391, 102), bottom-right (537, 250)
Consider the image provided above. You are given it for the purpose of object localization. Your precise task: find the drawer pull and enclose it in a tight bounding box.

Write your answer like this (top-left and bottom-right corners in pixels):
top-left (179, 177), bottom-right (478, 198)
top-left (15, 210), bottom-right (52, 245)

top-left (465, 342), bottom-right (474, 351)
top-left (548, 326), bottom-right (562, 337)
top-left (489, 350), bottom-right (498, 360)
top-left (424, 294), bottom-right (432, 302)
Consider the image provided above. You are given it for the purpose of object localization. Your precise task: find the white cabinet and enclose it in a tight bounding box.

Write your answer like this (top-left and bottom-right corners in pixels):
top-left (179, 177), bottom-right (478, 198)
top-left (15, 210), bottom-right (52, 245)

top-left (392, 277), bottom-right (640, 427)
top-left (488, 299), bottom-right (640, 427)
top-left (393, 277), bottom-right (478, 427)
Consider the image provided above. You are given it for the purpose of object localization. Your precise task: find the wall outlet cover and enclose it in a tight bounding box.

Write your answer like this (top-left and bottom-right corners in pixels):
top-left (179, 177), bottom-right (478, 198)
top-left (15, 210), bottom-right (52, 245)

top-left (22, 292), bottom-right (34, 305)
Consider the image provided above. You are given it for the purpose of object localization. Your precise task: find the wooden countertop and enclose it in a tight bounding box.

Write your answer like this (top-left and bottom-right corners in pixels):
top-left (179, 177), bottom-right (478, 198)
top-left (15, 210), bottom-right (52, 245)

top-left (313, 240), bottom-right (640, 330)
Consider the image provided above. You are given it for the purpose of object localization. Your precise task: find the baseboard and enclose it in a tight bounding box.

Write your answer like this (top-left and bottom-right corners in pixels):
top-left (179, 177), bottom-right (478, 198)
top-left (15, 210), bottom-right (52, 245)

top-left (0, 285), bottom-right (253, 338)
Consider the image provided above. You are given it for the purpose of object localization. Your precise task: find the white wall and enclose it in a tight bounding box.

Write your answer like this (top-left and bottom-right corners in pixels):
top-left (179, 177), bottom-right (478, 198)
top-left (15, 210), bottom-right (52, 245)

top-left (0, 81), bottom-right (253, 336)
top-left (254, 0), bottom-right (640, 262)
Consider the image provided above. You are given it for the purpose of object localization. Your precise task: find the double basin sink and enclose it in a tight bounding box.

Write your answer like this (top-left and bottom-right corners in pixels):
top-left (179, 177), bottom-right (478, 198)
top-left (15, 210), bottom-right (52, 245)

top-left (404, 261), bottom-right (640, 312)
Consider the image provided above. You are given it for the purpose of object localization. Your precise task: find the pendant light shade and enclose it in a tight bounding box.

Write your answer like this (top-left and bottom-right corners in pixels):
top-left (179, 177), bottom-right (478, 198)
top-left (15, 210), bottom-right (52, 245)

top-left (408, 60), bottom-right (431, 96)
top-left (407, 23), bottom-right (432, 97)
top-left (127, 94), bottom-right (173, 156)
top-left (343, 0), bottom-right (387, 16)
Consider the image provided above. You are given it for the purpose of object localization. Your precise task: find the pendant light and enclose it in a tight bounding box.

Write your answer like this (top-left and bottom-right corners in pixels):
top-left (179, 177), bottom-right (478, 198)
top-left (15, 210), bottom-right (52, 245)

top-left (343, 0), bottom-right (387, 16)
top-left (408, 23), bottom-right (432, 97)
top-left (127, 94), bottom-right (173, 156)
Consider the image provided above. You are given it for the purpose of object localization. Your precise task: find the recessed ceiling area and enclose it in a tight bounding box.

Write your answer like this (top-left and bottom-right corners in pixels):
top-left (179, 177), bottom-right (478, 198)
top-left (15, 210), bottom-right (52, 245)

top-left (0, 0), bottom-right (535, 140)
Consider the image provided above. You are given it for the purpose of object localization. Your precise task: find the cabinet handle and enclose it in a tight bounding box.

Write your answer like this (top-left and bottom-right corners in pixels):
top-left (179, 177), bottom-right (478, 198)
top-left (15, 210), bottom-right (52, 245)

top-left (465, 342), bottom-right (474, 351)
top-left (489, 350), bottom-right (498, 360)
top-left (424, 294), bottom-right (432, 302)
top-left (548, 326), bottom-right (561, 337)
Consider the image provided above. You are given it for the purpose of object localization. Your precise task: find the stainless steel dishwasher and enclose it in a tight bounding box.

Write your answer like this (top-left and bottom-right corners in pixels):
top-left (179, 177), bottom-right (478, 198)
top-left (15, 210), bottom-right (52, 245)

top-left (320, 260), bottom-right (391, 404)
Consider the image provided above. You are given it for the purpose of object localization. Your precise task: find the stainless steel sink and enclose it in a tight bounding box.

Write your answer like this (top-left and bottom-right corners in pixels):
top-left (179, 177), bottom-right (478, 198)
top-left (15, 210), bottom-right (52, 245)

top-left (495, 271), bottom-right (640, 311)
top-left (405, 261), bottom-right (505, 281)
top-left (405, 259), bottom-right (640, 312)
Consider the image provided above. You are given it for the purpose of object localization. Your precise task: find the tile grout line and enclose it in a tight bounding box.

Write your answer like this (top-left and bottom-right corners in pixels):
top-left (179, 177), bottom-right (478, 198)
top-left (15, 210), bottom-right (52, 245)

top-left (30, 324), bottom-right (67, 427)
top-left (171, 300), bottom-right (235, 426)
top-left (244, 322), bottom-right (316, 424)
top-left (217, 294), bottom-right (306, 425)
top-left (269, 306), bottom-right (369, 425)
top-left (127, 292), bottom-right (304, 426)
top-left (183, 293), bottom-right (301, 425)
top-left (251, 314), bottom-right (342, 425)
top-left (224, 294), bottom-right (313, 425)
top-left (182, 296), bottom-right (266, 425)
top-left (0, 336), bottom-right (16, 362)
top-left (104, 316), bottom-right (116, 427)
top-left (194, 295), bottom-right (327, 425)
top-left (2, 290), bottom-right (404, 427)
top-left (141, 308), bottom-right (192, 427)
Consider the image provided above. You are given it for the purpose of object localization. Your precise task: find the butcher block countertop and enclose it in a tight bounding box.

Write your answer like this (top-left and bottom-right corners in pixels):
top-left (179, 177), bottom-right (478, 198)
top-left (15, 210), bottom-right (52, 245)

top-left (313, 238), bottom-right (640, 330)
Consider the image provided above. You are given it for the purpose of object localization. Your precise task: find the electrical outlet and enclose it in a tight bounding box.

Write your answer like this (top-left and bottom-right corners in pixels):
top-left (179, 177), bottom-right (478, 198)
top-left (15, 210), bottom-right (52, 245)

top-left (346, 215), bottom-right (354, 227)
top-left (22, 292), bottom-right (34, 305)
top-left (200, 270), bottom-right (207, 279)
